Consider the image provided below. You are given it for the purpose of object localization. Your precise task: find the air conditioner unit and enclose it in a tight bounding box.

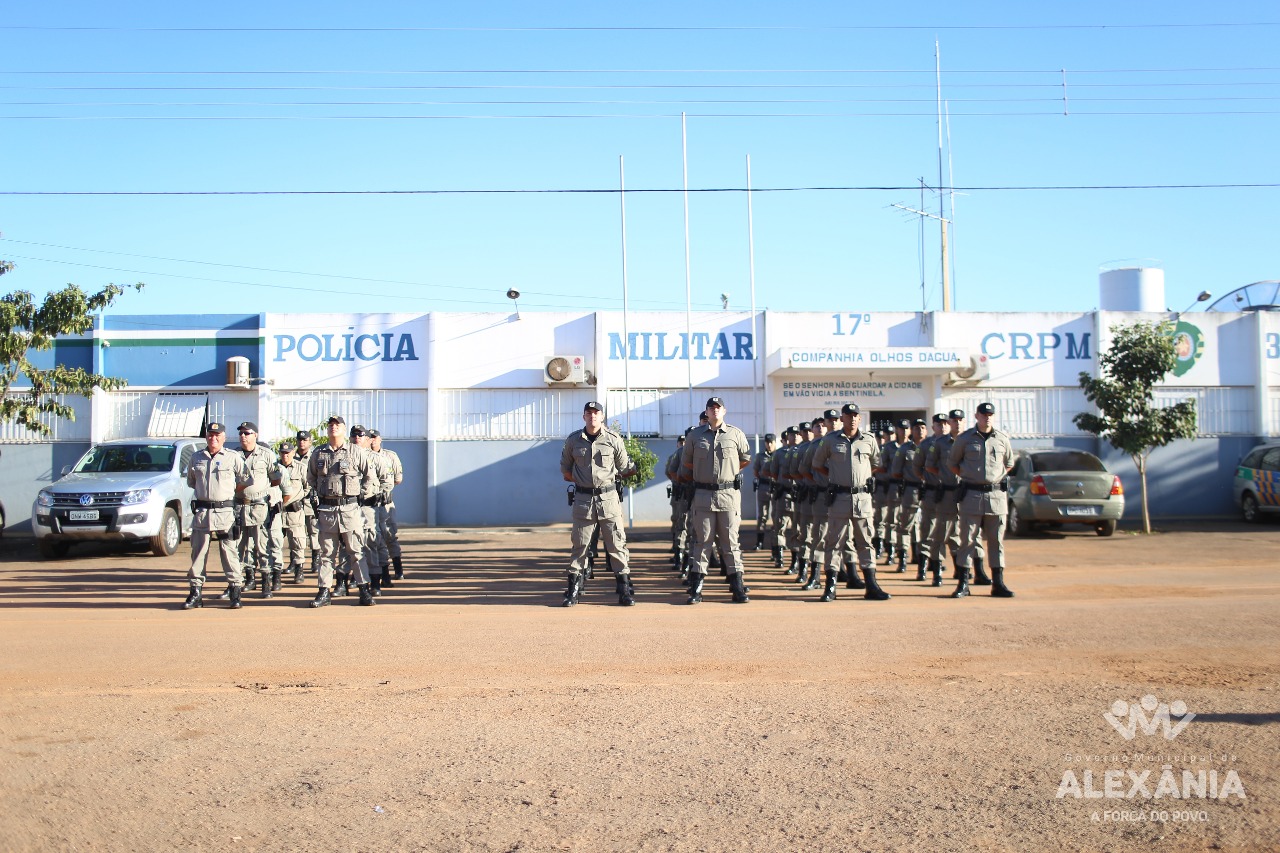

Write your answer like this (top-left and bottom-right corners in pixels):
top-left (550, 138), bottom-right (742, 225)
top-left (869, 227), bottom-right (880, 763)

top-left (544, 355), bottom-right (586, 384)
top-left (945, 354), bottom-right (991, 386)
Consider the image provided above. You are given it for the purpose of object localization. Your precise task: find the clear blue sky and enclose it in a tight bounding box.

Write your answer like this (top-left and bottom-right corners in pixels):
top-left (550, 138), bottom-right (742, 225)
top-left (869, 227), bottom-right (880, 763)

top-left (2, 3), bottom-right (1277, 319)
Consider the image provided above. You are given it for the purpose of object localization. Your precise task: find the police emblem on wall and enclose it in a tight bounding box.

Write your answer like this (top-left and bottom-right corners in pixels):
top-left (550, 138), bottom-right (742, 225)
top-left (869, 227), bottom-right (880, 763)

top-left (1169, 321), bottom-right (1204, 378)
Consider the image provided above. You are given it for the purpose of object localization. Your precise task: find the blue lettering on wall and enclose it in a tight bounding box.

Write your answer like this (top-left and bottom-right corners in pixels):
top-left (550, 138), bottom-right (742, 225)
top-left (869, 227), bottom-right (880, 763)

top-left (983, 331), bottom-right (1092, 360)
top-left (607, 331), bottom-right (754, 361)
top-left (273, 330), bottom-right (420, 362)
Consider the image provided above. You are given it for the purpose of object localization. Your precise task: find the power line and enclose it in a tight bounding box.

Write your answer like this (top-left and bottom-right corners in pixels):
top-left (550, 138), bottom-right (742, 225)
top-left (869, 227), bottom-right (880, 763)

top-left (4, 183), bottom-right (1279, 197)
top-left (3, 23), bottom-right (1279, 32)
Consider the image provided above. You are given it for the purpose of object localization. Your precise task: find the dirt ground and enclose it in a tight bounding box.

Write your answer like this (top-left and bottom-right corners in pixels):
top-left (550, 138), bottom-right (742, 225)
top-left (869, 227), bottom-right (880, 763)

top-left (0, 520), bottom-right (1277, 853)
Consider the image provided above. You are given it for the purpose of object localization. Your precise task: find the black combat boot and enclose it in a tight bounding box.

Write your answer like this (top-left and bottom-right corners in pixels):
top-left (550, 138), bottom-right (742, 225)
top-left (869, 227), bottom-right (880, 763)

top-left (729, 572), bottom-right (750, 603)
top-left (616, 574), bottom-right (635, 606)
top-left (895, 550), bottom-right (907, 573)
top-left (358, 584), bottom-right (376, 606)
top-left (370, 574), bottom-right (382, 597)
top-left (819, 569), bottom-right (838, 602)
top-left (292, 563), bottom-right (303, 584)
top-left (335, 572), bottom-right (349, 597)
top-left (392, 555), bottom-right (404, 580)
top-left (862, 566), bottom-right (891, 601)
top-left (271, 569), bottom-right (282, 592)
top-left (883, 543), bottom-right (896, 566)
top-left (310, 586), bottom-right (331, 608)
top-left (772, 546), bottom-right (783, 568)
top-left (562, 573), bottom-right (582, 607)
top-left (844, 561), bottom-right (866, 589)
top-left (786, 550), bottom-right (799, 575)
top-left (973, 556), bottom-right (992, 586)
top-left (686, 572), bottom-right (705, 605)
top-left (246, 568), bottom-right (257, 591)
top-left (951, 567), bottom-right (971, 599)
top-left (914, 556), bottom-right (927, 581)
top-left (261, 569), bottom-right (273, 599)
top-left (801, 561), bottom-right (820, 591)
top-left (228, 585), bottom-right (243, 609)
top-left (380, 564), bottom-right (393, 588)
top-left (990, 565), bottom-right (1014, 598)
top-left (182, 584), bottom-right (203, 610)
top-left (215, 584), bottom-right (233, 600)
top-left (872, 535), bottom-right (882, 558)
top-left (929, 559), bottom-right (943, 588)
top-left (793, 556), bottom-right (809, 585)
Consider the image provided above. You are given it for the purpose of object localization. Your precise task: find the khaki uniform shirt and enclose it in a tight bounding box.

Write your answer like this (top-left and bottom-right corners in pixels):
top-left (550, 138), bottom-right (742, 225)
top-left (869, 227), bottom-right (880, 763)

top-left (308, 441), bottom-right (374, 532)
top-left (812, 429), bottom-right (880, 518)
top-left (236, 445), bottom-right (278, 525)
top-left (187, 446), bottom-right (251, 532)
top-left (892, 439), bottom-right (922, 485)
top-left (377, 448), bottom-right (404, 501)
top-left (681, 422), bottom-right (751, 512)
top-left (915, 435), bottom-right (940, 487)
top-left (948, 426), bottom-right (1015, 515)
top-left (561, 428), bottom-right (631, 519)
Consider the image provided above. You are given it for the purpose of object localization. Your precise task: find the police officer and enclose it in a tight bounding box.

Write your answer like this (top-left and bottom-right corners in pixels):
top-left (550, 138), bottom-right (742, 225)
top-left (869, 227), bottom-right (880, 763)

top-left (666, 433), bottom-right (690, 572)
top-left (560, 401), bottom-right (635, 606)
top-left (751, 433), bottom-right (777, 551)
top-left (277, 441), bottom-right (309, 584)
top-left (879, 420), bottom-right (909, 565)
top-left (788, 421), bottom-right (816, 584)
top-left (891, 418), bottom-right (928, 574)
top-left (926, 409), bottom-right (986, 587)
top-left (913, 414), bottom-right (946, 584)
top-left (764, 429), bottom-right (789, 569)
top-left (680, 396), bottom-right (752, 604)
top-left (183, 422), bottom-right (252, 609)
top-left (871, 427), bottom-right (895, 558)
top-left (308, 415), bottom-right (378, 607)
top-left (369, 429), bottom-right (405, 582)
top-left (293, 430), bottom-right (320, 577)
top-left (798, 414), bottom-right (835, 590)
top-left (231, 422), bottom-right (280, 599)
top-left (812, 403), bottom-right (889, 601)
top-left (774, 427), bottom-right (802, 573)
top-left (347, 425), bottom-right (390, 596)
top-left (948, 402), bottom-right (1016, 599)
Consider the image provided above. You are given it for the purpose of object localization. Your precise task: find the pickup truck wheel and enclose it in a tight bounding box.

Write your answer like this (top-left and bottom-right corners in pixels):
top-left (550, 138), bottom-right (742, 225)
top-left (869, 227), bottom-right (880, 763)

top-left (38, 538), bottom-right (71, 559)
top-left (150, 507), bottom-right (181, 557)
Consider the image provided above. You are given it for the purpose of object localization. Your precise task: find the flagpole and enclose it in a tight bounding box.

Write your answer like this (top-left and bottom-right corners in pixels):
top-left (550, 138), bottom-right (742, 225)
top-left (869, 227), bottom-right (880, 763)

top-left (619, 154), bottom-right (634, 528)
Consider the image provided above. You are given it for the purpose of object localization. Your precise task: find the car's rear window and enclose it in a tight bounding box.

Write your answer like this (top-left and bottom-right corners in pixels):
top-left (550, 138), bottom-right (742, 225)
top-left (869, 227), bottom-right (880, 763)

top-left (74, 444), bottom-right (176, 473)
top-left (1031, 451), bottom-right (1107, 473)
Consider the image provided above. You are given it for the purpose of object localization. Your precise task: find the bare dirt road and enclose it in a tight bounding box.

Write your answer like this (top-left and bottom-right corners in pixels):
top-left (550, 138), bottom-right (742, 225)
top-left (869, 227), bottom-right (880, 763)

top-left (1, 521), bottom-right (1278, 852)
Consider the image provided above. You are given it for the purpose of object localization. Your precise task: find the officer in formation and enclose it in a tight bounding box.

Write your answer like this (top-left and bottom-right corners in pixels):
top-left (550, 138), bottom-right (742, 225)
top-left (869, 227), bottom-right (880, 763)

top-left (308, 415), bottom-right (378, 607)
top-left (680, 396), bottom-right (752, 604)
top-left (768, 425), bottom-right (798, 571)
top-left (761, 429), bottom-right (788, 569)
top-left (948, 401), bottom-right (1015, 599)
top-left (293, 430), bottom-right (321, 577)
top-left (785, 421), bottom-right (815, 580)
top-left (751, 433), bottom-right (777, 551)
top-left (926, 408), bottom-right (984, 590)
top-left (807, 409), bottom-right (843, 587)
top-left (912, 414), bottom-right (947, 585)
top-left (340, 425), bottom-right (392, 596)
top-left (219, 422), bottom-right (280, 600)
top-left (889, 418), bottom-right (927, 574)
top-left (877, 420), bottom-right (908, 564)
top-left (871, 427), bottom-right (894, 559)
top-left (560, 401), bottom-right (635, 606)
top-left (276, 440), bottom-right (310, 584)
top-left (370, 430), bottom-right (406, 582)
top-left (665, 433), bottom-right (690, 574)
top-left (183, 423), bottom-right (252, 610)
top-left (811, 403), bottom-right (890, 601)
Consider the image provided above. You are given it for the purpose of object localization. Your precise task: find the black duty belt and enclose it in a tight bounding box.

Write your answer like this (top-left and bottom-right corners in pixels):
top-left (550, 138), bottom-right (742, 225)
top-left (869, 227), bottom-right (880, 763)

top-left (830, 485), bottom-right (871, 495)
top-left (963, 482), bottom-right (1000, 493)
top-left (902, 480), bottom-right (923, 490)
top-left (579, 483), bottom-right (616, 496)
top-left (939, 484), bottom-right (957, 491)
top-left (194, 499), bottom-right (234, 509)
top-left (282, 501), bottom-right (304, 513)
top-left (319, 496), bottom-right (358, 506)
top-left (239, 496), bottom-right (269, 505)
top-left (694, 481), bottom-right (737, 491)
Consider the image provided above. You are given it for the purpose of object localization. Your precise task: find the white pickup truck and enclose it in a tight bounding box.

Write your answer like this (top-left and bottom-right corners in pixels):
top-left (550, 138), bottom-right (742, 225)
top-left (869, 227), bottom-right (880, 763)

top-left (32, 437), bottom-right (206, 559)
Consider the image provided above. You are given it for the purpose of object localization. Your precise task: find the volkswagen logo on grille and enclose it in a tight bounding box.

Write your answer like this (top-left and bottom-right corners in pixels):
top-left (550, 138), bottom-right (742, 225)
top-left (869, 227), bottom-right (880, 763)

top-left (79, 494), bottom-right (95, 507)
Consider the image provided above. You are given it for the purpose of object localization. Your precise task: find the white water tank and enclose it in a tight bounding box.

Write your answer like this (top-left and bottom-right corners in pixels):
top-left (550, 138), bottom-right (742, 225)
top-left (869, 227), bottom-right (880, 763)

top-left (1099, 263), bottom-right (1165, 311)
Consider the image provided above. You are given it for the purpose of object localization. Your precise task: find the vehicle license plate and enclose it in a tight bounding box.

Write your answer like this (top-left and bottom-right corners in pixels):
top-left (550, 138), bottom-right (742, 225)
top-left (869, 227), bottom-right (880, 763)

top-left (69, 510), bottom-right (99, 521)
top-left (1064, 505), bottom-right (1099, 517)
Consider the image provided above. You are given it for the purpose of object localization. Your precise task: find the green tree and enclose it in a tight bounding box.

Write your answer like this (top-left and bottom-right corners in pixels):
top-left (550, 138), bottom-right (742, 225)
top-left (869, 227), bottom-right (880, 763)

top-left (0, 261), bottom-right (143, 437)
top-left (611, 421), bottom-right (659, 490)
top-left (1073, 320), bottom-right (1198, 533)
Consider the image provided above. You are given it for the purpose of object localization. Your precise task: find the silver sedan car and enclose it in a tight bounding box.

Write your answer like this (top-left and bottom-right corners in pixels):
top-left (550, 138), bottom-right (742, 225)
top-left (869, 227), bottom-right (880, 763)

top-left (1006, 448), bottom-right (1125, 537)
